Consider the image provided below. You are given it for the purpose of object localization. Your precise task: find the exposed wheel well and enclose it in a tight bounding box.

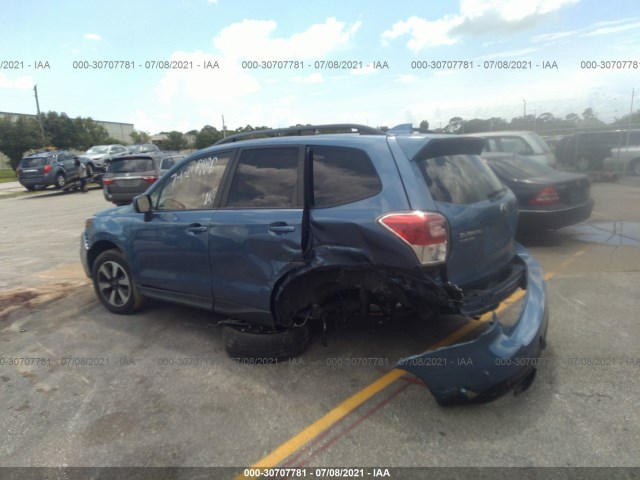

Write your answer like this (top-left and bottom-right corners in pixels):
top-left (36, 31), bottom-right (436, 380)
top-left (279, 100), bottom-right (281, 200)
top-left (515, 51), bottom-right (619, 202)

top-left (88, 241), bottom-right (121, 273)
top-left (271, 265), bottom-right (450, 327)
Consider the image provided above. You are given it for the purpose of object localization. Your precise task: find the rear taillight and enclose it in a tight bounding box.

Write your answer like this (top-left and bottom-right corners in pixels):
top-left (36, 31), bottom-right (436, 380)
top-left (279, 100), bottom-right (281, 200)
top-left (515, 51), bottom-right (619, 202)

top-left (102, 178), bottom-right (114, 185)
top-left (142, 176), bottom-right (158, 183)
top-left (43, 165), bottom-right (52, 174)
top-left (378, 211), bottom-right (448, 265)
top-left (529, 186), bottom-right (560, 206)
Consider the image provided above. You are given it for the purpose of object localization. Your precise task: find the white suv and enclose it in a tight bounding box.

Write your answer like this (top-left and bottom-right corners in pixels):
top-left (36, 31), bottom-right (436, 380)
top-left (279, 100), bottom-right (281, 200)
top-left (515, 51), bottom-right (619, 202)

top-left (468, 131), bottom-right (558, 168)
top-left (80, 144), bottom-right (128, 174)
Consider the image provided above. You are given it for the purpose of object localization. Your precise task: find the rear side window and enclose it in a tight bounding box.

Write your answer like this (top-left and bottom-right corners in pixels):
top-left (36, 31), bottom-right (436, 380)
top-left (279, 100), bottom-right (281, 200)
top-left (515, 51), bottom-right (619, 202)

top-left (417, 154), bottom-right (505, 205)
top-left (109, 158), bottom-right (155, 173)
top-left (226, 148), bottom-right (299, 208)
top-left (312, 146), bottom-right (381, 207)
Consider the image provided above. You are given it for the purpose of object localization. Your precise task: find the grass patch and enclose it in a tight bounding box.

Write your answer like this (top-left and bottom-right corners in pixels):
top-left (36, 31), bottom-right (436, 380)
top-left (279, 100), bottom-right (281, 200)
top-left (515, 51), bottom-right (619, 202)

top-left (0, 169), bottom-right (17, 183)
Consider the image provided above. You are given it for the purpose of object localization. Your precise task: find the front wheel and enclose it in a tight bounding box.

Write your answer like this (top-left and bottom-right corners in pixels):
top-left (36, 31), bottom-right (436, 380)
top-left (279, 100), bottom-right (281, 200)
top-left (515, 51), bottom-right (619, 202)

top-left (92, 250), bottom-right (144, 314)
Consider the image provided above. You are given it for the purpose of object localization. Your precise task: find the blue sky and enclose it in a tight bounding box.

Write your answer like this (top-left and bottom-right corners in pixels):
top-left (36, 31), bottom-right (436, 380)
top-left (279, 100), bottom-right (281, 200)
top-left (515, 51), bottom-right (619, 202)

top-left (1, 0), bottom-right (639, 134)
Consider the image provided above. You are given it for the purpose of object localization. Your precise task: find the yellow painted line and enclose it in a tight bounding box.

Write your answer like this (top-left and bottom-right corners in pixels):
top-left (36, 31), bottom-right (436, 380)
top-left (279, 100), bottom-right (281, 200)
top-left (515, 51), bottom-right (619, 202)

top-left (237, 247), bottom-right (589, 477)
top-left (239, 294), bottom-right (524, 477)
top-left (243, 369), bottom-right (405, 472)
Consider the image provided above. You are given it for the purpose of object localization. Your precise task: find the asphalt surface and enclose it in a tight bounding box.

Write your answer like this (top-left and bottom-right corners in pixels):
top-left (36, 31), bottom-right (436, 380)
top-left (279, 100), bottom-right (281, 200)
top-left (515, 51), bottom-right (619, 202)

top-left (0, 179), bottom-right (639, 471)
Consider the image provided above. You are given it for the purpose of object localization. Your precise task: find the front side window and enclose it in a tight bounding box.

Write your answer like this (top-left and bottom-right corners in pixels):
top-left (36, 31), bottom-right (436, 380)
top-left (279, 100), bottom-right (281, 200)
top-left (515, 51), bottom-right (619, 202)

top-left (312, 146), bottom-right (381, 207)
top-left (155, 152), bottom-right (231, 210)
top-left (226, 148), bottom-right (299, 208)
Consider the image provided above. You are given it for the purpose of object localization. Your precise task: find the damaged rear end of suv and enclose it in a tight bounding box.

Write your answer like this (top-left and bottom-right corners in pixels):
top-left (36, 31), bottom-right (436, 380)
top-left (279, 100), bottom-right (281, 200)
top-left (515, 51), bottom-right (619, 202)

top-left (81, 124), bottom-right (548, 406)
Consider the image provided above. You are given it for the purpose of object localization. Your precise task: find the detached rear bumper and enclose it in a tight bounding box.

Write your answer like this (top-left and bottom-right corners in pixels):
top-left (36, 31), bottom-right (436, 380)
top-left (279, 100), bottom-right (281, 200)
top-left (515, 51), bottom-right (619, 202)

top-left (397, 244), bottom-right (549, 405)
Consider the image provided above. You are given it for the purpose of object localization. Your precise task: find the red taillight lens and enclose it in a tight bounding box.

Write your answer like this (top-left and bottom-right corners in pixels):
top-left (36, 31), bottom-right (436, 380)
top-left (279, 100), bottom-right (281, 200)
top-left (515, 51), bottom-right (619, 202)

top-left (142, 176), bottom-right (158, 183)
top-left (528, 186), bottom-right (560, 205)
top-left (43, 165), bottom-right (52, 174)
top-left (102, 178), bottom-right (114, 185)
top-left (378, 211), bottom-right (448, 265)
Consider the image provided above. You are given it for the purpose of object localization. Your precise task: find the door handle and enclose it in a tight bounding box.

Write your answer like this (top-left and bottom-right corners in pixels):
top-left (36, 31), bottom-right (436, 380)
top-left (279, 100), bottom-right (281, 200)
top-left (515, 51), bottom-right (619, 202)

top-left (186, 223), bottom-right (208, 235)
top-left (268, 222), bottom-right (295, 234)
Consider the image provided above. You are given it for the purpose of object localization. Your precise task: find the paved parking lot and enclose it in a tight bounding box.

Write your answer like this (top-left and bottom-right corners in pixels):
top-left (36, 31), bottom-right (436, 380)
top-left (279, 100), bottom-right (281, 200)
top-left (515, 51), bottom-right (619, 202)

top-left (1, 179), bottom-right (639, 472)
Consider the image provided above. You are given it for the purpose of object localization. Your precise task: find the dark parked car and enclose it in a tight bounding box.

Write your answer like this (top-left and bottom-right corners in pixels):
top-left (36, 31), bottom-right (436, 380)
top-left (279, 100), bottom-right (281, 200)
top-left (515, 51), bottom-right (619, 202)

top-left (17, 150), bottom-right (80, 190)
top-left (555, 130), bottom-right (640, 171)
top-left (483, 153), bottom-right (593, 231)
top-left (81, 124), bottom-right (549, 405)
top-left (102, 153), bottom-right (178, 206)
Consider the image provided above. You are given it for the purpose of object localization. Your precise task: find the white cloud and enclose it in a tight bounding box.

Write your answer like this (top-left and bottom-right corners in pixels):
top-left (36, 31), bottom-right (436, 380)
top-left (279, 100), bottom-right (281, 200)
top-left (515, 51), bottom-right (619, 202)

top-left (83, 33), bottom-right (102, 41)
top-left (581, 20), bottom-right (640, 37)
top-left (0, 74), bottom-right (33, 89)
top-left (207, 0), bottom-right (218, 3)
top-left (213, 17), bottom-right (362, 60)
top-left (381, 0), bottom-right (579, 51)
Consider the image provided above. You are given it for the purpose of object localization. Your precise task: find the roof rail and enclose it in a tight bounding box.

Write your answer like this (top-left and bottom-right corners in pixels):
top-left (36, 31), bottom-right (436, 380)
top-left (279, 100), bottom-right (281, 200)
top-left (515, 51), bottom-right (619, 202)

top-left (214, 123), bottom-right (386, 145)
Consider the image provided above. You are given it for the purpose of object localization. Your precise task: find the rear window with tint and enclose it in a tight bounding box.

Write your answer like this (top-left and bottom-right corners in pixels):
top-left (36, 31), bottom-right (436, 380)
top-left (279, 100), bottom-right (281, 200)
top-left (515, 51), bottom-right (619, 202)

top-left (109, 158), bottom-right (155, 173)
top-left (416, 154), bottom-right (505, 205)
top-left (312, 146), bottom-right (381, 207)
top-left (20, 157), bottom-right (48, 168)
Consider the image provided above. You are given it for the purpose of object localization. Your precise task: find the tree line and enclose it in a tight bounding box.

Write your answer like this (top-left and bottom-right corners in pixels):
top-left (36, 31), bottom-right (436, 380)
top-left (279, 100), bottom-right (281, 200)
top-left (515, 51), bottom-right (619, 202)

top-left (2, 108), bottom-right (639, 170)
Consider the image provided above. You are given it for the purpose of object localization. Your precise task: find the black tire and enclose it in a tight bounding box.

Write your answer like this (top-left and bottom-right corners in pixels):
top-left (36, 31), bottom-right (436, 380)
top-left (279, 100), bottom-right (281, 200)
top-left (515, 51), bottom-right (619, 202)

top-left (86, 164), bottom-right (93, 178)
top-left (25, 185), bottom-right (36, 191)
top-left (222, 323), bottom-right (310, 361)
top-left (54, 172), bottom-right (66, 189)
top-left (92, 249), bottom-right (144, 314)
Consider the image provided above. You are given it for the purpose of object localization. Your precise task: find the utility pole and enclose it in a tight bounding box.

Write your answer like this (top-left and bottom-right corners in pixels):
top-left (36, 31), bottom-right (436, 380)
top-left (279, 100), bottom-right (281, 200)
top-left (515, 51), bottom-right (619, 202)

top-left (522, 99), bottom-right (527, 118)
top-left (626, 88), bottom-right (635, 150)
top-left (222, 114), bottom-right (227, 138)
top-left (33, 84), bottom-right (46, 145)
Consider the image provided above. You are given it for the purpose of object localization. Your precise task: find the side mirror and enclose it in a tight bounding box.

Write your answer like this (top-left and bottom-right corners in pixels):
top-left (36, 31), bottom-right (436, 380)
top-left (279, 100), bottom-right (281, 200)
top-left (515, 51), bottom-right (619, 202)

top-left (133, 194), bottom-right (153, 221)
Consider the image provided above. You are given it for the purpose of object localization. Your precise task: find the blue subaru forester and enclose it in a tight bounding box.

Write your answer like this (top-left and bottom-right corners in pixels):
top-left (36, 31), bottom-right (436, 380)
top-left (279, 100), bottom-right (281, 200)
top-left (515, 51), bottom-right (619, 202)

top-left (80, 124), bottom-right (548, 405)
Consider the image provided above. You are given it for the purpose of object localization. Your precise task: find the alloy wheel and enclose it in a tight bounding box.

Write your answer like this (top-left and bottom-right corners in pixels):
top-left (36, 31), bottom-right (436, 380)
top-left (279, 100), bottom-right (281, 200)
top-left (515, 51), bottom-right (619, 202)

top-left (96, 260), bottom-right (131, 307)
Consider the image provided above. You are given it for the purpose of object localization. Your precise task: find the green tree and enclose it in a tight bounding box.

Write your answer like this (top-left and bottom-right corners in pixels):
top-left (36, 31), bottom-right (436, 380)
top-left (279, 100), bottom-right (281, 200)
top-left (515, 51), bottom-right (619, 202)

top-left (419, 120), bottom-right (430, 133)
top-left (163, 131), bottom-right (188, 151)
top-left (130, 129), bottom-right (151, 144)
top-left (40, 112), bottom-right (77, 149)
top-left (0, 116), bottom-right (44, 169)
top-left (195, 125), bottom-right (223, 149)
top-left (73, 117), bottom-right (110, 149)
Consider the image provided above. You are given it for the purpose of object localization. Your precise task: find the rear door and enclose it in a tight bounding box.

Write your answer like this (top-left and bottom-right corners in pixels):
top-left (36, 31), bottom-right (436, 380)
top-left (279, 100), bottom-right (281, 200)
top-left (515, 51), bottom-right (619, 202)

top-left (409, 138), bottom-right (519, 287)
top-left (210, 146), bottom-right (303, 318)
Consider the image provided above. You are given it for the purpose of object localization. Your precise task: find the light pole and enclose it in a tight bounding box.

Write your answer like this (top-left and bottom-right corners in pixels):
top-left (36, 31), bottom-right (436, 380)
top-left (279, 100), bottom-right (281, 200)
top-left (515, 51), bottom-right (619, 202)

top-left (522, 99), bottom-right (527, 118)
